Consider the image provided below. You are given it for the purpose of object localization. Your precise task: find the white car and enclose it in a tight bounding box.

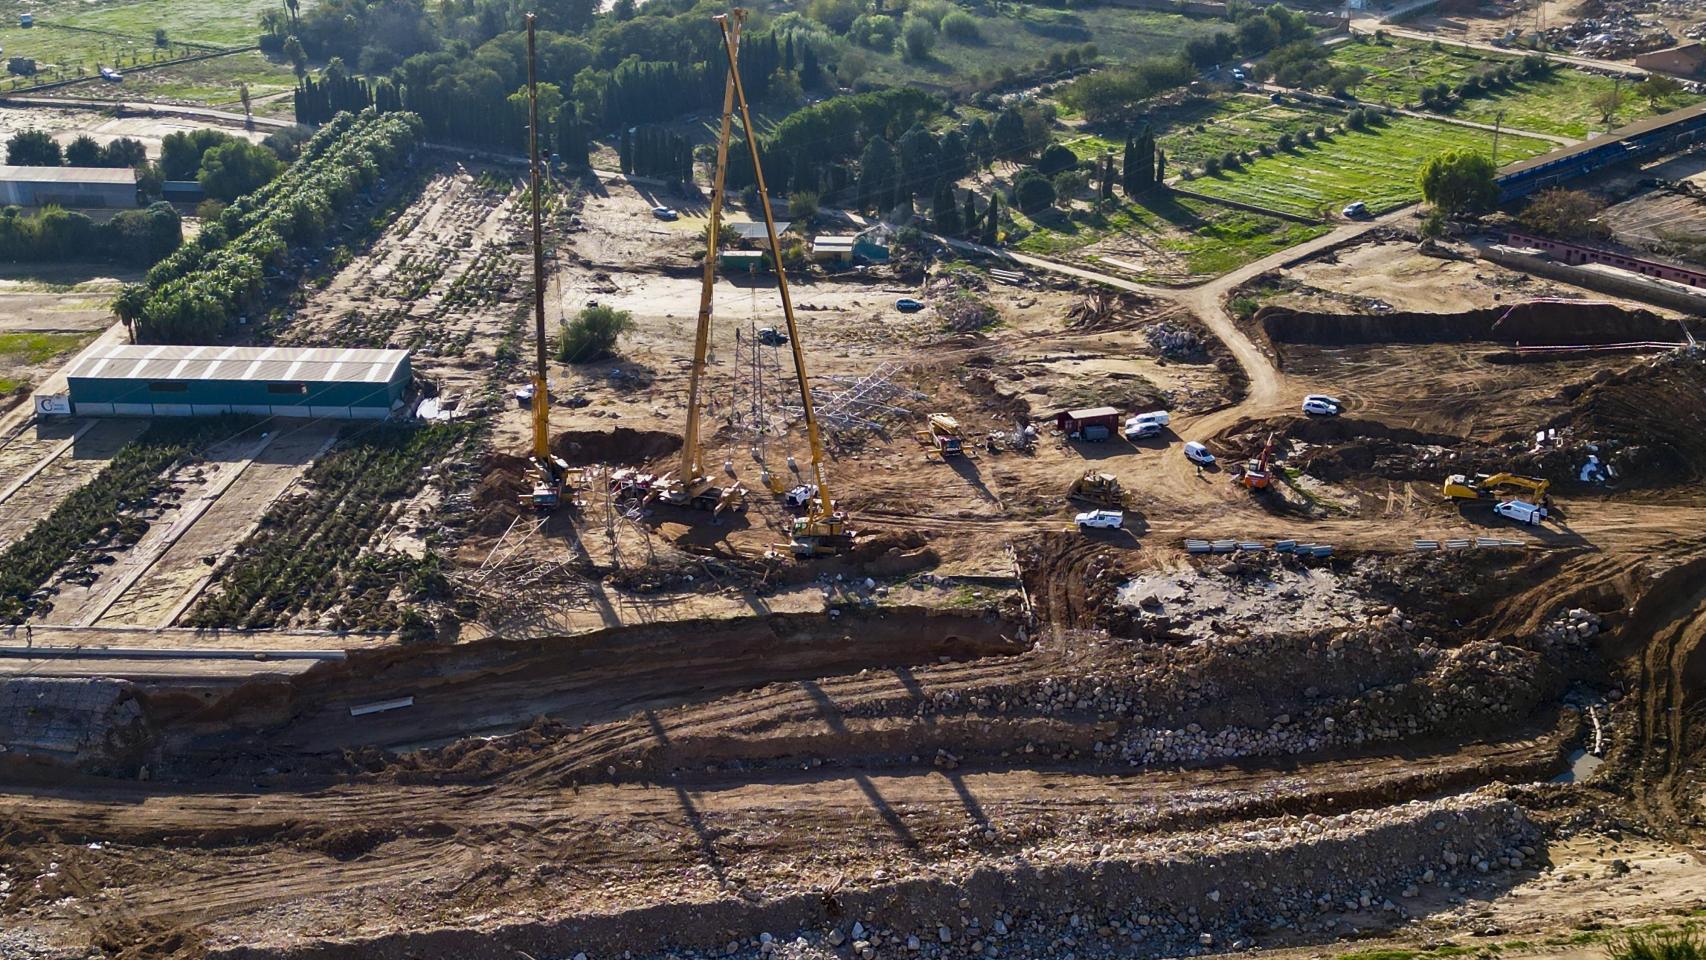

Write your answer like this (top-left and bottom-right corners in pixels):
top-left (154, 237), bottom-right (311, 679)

top-left (1183, 441), bottom-right (1215, 465)
top-left (1495, 499), bottom-right (1548, 525)
top-left (784, 483), bottom-right (818, 508)
top-left (1124, 417), bottom-right (1161, 440)
top-left (651, 206), bottom-right (679, 221)
top-left (1342, 201), bottom-right (1369, 219)
top-left (1302, 394), bottom-right (1342, 416)
top-left (1075, 509), bottom-right (1124, 530)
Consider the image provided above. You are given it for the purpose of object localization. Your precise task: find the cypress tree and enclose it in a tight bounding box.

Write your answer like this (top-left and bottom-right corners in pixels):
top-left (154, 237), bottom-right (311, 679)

top-left (932, 181), bottom-right (960, 236)
top-left (1099, 155), bottom-right (1114, 201)
top-left (962, 191), bottom-right (977, 238)
top-left (981, 193), bottom-right (999, 244)
top-left (1121, 136), bottom-right (1137, 195)
top-left (619, 128), bottom-right (634, 175)
top-left (1154, 147), bottom-right (1166, 185)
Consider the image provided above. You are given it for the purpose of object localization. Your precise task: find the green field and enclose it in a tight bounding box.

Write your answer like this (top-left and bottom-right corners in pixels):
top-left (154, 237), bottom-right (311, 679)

top-left (1011, 191), bottom-right (1330, 282)
top-left (1329, 37), bottom-right (1703, 139)
top-left (1154, 96), bottom-right (1345, 168)
top-left (1183, 114), bottom-right (1555, 218)
top-left (861, 6), bottom-right (1225, 90)
top-left (1453, 68), bottom-right (1704, 139)
top-left (0, 0), bottom-right (299, 93)
top-left (0, 331), bottom-right (97, 365)
top-left (43, 49), bottom-right (299, 112)
top-left (1328, 37), bottom-right (1503, 106)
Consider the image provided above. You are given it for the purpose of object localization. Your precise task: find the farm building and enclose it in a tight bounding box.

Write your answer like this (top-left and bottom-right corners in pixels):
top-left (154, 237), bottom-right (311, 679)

top-left (1055, 406), bottom-right (1121, 440)
top-left (0, 166), bottom-right (138, 208)
top-left (727, 221), bottom-right (792, 246)
top-left (61, 344), bottom-right (411, 419)
top-left (810, 229), bottom-right (892, 265)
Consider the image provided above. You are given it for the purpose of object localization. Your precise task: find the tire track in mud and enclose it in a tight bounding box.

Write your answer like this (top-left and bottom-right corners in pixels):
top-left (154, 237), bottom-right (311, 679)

top-left (0, 723), bottom-right (1569, 944)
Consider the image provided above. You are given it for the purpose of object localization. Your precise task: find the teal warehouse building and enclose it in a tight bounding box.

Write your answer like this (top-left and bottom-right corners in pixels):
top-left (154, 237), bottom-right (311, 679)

top-left (63, 344), bottom-right (411, 419)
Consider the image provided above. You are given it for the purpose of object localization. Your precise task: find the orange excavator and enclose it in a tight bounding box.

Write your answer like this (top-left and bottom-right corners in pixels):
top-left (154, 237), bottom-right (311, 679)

top-left (1239, 433), bottom-right (1275, 491)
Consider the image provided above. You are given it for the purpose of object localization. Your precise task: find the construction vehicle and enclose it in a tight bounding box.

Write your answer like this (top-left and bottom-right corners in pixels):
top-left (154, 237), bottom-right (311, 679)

top-left (713, 8), bottom-right (851, 556)
top-left (920, 413), bottom-right (964, 458)
top-left (644, 11), bottom-right (754, 520)
top-left (1239, 433), bottom-right (1275, 491)
top-left (1067, 469), bottom-right (1125, 507)
top-left (1443, 472), bottom-right (1551, 502)
top-left (520, 15), bottom-right (570, 512)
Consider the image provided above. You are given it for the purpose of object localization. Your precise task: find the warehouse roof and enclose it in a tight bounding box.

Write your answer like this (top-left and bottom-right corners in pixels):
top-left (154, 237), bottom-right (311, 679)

top-left (0, 165), bottom-right (139, 184)
top-left (728, 221), bottom-right (791, 241)
top-left (66, 345), bottom-right (409, 385)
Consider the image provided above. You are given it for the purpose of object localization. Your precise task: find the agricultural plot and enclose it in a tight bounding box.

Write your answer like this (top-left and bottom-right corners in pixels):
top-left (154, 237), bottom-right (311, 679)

top-left (1151, 96), bottom-right (1347, 170)
top-left (1328, 37), bottom-right (1505, 107)
top-left (1452, 69), bottom-right (1705, 140)
top-left (0, 0), bottom-right (293, 93)
top-left (0, 330), bottom-right (98, 396)
top-left (1184, 115), bottom-right (1555, 219)
top-left (43, 49), bottom-right (300, 114)
top-left (182, 423), bottom-right (471, 633)
top-left (862, 6), bottom-right (1225, 89)
top-left (1013, 191), bottom-right (1329, 283)
top-left (1328, 38), bottom-right (1702, 140)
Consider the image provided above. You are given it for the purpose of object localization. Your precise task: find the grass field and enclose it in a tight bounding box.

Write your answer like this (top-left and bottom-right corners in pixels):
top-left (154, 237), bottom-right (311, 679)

top-left (1453, 68), bottom-right (1705, 140)
top-left (1011, 191), bottom-right (1330, 281)
top-left (0, 0), bottom-right (295, 93)
top-left (42, 49), bottom-right (299, 112)
top-left (862, 5), bottom-right (1224, 89)
top-left (0, 332), bottom-right (96, 365)
top-left (1183, 114), bottom-right (1555, 218)
top-left (1329, 37), bottom-right (1703, 139)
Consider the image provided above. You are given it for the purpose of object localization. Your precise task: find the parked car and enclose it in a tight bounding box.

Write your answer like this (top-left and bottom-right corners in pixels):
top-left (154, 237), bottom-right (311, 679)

top-left (651, 206), bottom-right (679, 221)
top-left (757, 327), bottom-right (788, 347)
top-left (1123, 410), bottom-right (1170, 440)
top-left (1494, 499), bottom-right (1548, 525)
top-left (1342, 201), bottom-right (1369, 219)
top-left (1231, 68), bottom-right (1246, 81)
top-left (1075, 509), bottom-right (1124, 530)
top-left (895, 297), bottom-right (925, 313)
top-left (1302, 394), bottom-right (1343, 416)
top-left (1183, 441), bottom-right (1215, 465)
top-left (784, 483), bottom-right (818, 508)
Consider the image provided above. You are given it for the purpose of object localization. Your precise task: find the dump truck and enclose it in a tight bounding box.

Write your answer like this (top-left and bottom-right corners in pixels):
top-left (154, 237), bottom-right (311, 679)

top-left (917, 413), bottom-right (965, 459)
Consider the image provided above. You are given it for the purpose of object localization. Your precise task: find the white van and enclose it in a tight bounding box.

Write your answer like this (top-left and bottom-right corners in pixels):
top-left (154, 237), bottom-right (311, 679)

top-left (1495, 499), bottom-right (1548, 525)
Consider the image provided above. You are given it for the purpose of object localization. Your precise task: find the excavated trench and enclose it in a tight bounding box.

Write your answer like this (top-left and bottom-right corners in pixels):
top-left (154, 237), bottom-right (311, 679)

top-left (1257, 301), bottom-right (1696, 348)
top-left (128, 607), bottom-right (1023, 778)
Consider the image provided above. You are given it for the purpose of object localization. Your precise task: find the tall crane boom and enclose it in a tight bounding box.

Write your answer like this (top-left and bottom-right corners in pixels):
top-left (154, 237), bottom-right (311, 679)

top-left (523, 13), bottom-right (566, 510)
top-left (714, 9), bottom-right (851, 555)
top-left (679, 19), bottom-right (741, 486)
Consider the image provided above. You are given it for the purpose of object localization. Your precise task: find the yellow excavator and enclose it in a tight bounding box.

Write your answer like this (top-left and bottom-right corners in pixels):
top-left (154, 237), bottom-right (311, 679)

top-left (522, 15), bottom-right (570, 510)
top-left (1442, 471), bottom-right (1551, 502)
top-left (717, 8), bottom-right (851, 556)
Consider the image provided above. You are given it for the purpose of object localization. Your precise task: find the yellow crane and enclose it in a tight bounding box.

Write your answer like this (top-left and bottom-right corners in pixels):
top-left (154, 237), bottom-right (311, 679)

top-left (647, 11), bottom-right (747, 516)
top-left (523, 13), bottom-right (569, 510)
top-left (713, 7), bottom-right (852, 556)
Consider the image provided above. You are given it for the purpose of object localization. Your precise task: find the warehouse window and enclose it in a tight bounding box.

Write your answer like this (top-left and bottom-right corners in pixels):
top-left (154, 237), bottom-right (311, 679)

top-left (148, 382), bottom-right (188, 393)
top-left (267, 382), bottom-right (308, 395)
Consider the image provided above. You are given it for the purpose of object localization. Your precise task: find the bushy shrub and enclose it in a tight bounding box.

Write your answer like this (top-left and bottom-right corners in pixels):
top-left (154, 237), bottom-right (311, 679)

top-left (557, 304), bottom-right (636, 363)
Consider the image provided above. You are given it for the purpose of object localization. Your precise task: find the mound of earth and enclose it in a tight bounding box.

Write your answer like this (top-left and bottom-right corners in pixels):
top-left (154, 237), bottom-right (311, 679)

top-left (552, 427), bottom-right (683, 466)
top-left (1546, 351), bottom-right (1706, 483)
top-left (1258, 300), bottom-right (1693, 347)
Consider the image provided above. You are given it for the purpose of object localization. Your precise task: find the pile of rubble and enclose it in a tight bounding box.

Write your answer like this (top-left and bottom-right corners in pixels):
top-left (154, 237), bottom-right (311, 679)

top-left (559, 794), bottom-right (1541, 960)
top-left (1143, 321), bottom-right (1209, 362)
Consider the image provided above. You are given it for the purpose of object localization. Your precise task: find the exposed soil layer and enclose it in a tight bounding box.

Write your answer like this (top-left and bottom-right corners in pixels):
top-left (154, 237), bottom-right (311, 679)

top-left (1258, 301), bottom-right (1694, 348)
top-left (551, 427), bottom-right (683, 466)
